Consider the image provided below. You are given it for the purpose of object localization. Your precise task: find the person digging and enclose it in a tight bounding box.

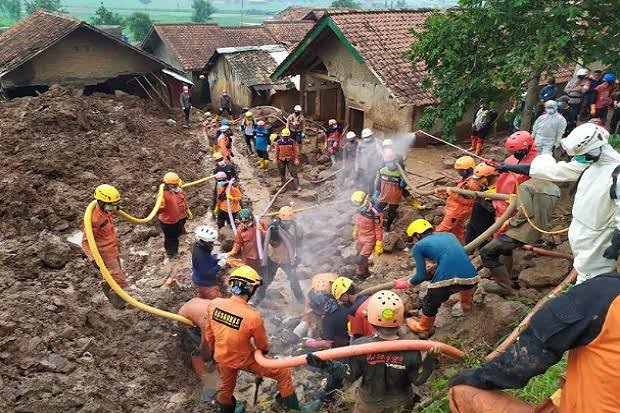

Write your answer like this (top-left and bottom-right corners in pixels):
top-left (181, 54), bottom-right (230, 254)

top-left (351, 190), bottom-right (384, 280)
top-left (225, 208), bottom-right (265, 273)
top-left (192, 225), bottom-right (227, 299)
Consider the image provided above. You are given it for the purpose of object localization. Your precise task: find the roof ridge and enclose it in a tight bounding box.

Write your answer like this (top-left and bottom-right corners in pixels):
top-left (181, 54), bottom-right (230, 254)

top-left (154, 22), bottom-right (220, 27)
top-left (328, 8), bottom-right (436, 15)
top-left (264, 20), bottom-right (314, 25)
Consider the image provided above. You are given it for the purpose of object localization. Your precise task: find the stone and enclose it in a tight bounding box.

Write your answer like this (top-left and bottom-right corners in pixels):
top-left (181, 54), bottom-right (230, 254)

top-left (340, 244), bottom-right (357, 264)
top-left (442, 158), bottom-right (456, 169)
top-left (317, 169), bottom-right (336, 181)
top-left (114, 90), bottom-right (129, 97)
top-left (165, 119), bottom-right (177, 126)
top-left (218, 226), bottom-right (236, 251)
top-left (518, 257), bottom-right (571, 288)
top-left (38, 232), bottom-right (72, 269)
top-left (382, 232), bottom-right (405, 253)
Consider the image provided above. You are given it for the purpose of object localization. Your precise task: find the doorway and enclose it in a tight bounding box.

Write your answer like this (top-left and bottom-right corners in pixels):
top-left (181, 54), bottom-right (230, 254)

top-left (348, 107), bottom-right (365, 135)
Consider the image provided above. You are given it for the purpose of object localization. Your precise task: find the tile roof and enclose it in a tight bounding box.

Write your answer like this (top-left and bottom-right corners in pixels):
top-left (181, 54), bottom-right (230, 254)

top-left (263, 21), bottom-right (315, 51)
top-left (150, 24), bottom-right (277, 71)
top-left (0, 10), bottom-right (80, 75)
top-left (223, 50), bottom-right (290, 87)
top-left (270, 7), bottom-right (316, 21)
top-left (329, 10), bottom-right (435, 106)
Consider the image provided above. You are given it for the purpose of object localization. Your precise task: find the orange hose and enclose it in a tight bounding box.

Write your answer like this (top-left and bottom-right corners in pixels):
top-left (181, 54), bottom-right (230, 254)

top-left (521, 245), bottom-right (573, 261)
top-left (254, 340), bottom-right (464, 369)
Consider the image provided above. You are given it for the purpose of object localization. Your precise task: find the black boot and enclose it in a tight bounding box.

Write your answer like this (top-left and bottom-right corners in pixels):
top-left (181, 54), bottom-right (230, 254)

top-left (276, 393), bottom-right (321, 412)
top-left (100, 282), bottom-right (127, 310)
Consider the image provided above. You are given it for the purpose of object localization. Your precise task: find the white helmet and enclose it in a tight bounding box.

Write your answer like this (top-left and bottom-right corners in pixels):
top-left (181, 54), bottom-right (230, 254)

top-left (195, 225), bottom-right (219, 243)
top-left (382, 139), bottom-right (393, 147)
top-left (293, 105), bottom-right (302, 112)
top-left (346, 131), bottom-right (357, 141)
top-left (361, 128), bottom-right (373, 139)
top-left (219, 125), bottom-right (229, 132)
top-left (576, 68), bottom-right (589, 77)
top-left (561, 123), bottom-right (609, 156)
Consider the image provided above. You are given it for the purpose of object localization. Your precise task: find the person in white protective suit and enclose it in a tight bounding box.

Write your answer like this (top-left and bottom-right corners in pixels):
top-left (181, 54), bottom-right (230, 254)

top-left (531, 100), bottom-right (567, 155)
top-left (496, 122), bottom-right (620, 284)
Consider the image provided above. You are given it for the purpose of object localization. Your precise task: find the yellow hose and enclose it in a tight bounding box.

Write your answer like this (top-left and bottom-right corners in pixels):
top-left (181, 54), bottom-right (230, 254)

top-left (116, 184), bottom-right (165, 224)
top-left (263, 199), bottom-right (348, 217)
top-left (84, 200), bottom-right (194, 325)
top-left (181, 175), bottom-right (216, 189)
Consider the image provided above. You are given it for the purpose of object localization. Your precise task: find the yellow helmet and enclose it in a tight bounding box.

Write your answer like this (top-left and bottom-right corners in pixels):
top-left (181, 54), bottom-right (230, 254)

top-left (245, 111), bottom-right (253, 118)
top-left (213, 151), bottom-right (224, 160)
top-left (281, 128), bottom-right (291, 137)
top-left (94, 184), bottom-right (121, 203)
top-left (406, 219), bottom-right (433, 237)
top-left (163, 172), bottom-right (180, 185)
top-left (454, 156), bottom-right (476, 170)
top-left (331, 276), bottom-right (353, 300)
top-left (279, 206), bottom-right (294, 220)
top-left (228, 265), bottom-right (262, 287)
top-left (350, 191), bottom-right (367, 206)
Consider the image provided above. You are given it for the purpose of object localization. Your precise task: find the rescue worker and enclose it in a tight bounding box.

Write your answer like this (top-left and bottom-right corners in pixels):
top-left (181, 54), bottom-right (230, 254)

top-left (304, 290), bottom-right (350, 349)
top-left (81, 184), bottom-right (127, 309)
top-left (435, 156), bottom-right (481, 244)
top-left (331, 276), bottom-right (373, 339)
top-left (395, 219), bottom-right (479, 337)
top-left (464, 163), bottom-right (498, 245)
top-left (177, 297), bottom-right (213, 379)
top-left (374, 149), bottom-right (417, 231)
top-left (590, 72), bottom-right (617, 123)
top-left (192, 225), bottom-right (227, 299)
top-left (213, 151), bottom-right (238, 181)
top-left (497, 122), bottom-right (620, 284)
top-left (204, 265), bottom-right (314, 412)
top-left (292, 273), bottom-right (339, 341)
top-left (448, 271), bottom-right (620, 413)
top-left (212, 172), bottom-right (242, 229)
top-left (254, 120), bottom-right (271, 170)
top-left (274, 128), bottom-right (300, 190)
top-left (217, 123), bottom-right (233, 161)
top-left (480, 178), bottom-right (561, 296)
top-left (558, 95), bottom-right (578, 137)
top-left (323, 119), bottom-right (342, 165)
top-left (286, 105), bottom-right (305, 145)
top-left (202, 111), bottom-right (218, 152)
top-left (342, 131), bottom-right (358, 180)
top-left (219, 90), bottom-right (233, 118)
top-left (564, 68), bottom-right (591, 116)
top-left (306, 290), bottom-right (437, 412)
top-left (531, 100), bottom-right (567, 155)
top-left (381, 138), bottom-right (405, 168)
top-left (355, 128), bottom-right (383, 195)
top-left (537, 77), bottom-right (557, 103)
top-left (158, 172), bottom-right (190, 259)
top-left (240, 111), bottom-right (256, 155)
top-left (351, 191), bottom-right (384, 279)
top-left (469, 98), bottom-right (497, 155)
top-left (180, 85), bottom-right (192, 128)
top-left (226, 208), bottom-right (264, 272)
top-left (256, 206), bottom-right (304, 303)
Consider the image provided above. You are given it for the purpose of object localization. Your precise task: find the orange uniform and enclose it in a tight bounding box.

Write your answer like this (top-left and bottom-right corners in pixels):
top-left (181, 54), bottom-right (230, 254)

top-left (275, 138), bottom-right (299, 161)
top-left (159, 190), bottom-right (188, 224)
top-left (436, 176), bottom-right (481, 244)
top-left (348, 297), bottom-right (373, 337)
top-left (81, 204), bottom-right (127, 286)
top-left (204, 296), bottom-right (294, 406)
top-left (215, 185), bottom-right (242, 213)
top-left (355, 206), bottom-right (384, 278)
top-left (230, 223), bottom-right (264, 270)
top-left (218, 133), bottom-right (232, 160)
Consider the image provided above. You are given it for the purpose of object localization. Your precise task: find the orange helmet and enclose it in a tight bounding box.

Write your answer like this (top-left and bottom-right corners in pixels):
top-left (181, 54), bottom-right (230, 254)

top-left (473, 162), bottom-right (498, 178)
top-left (311, 273), bottom-right (338, 293)
top-left (454, 156), bottom-right (476, 170)
top-left (367, 290), bottom-right (404, 327)
top-left (163, 172), bottom-right (180, 185)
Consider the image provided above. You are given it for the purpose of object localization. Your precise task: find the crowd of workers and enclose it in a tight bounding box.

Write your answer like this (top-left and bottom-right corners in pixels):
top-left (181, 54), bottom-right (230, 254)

top-left (82, 69), bottom-right (620, 413)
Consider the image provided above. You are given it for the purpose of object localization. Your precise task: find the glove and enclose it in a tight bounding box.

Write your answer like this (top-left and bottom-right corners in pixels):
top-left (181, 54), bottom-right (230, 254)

top-left (496, 162), bottom-right (531, 175)
top-left (304, 338), bottom-right (330, 350)
top-left (374, 241), bottom-right (383, 255)
top-left (394, 279), bottom-right (411, 290)
top-left (603, 229), bottom-right (620, 260)
top-left (306, 353), bottom-right (328, 369)
top-left (226, 193), bottom-right (234, 201)
top-left (352, 225), bottom-right (358, 240)
top-left (217, 259), bottom-right (227, 268)
top-left (213, 206), bottom-right (220, 216)
top-left (217, 253), bottom-right (229, 260)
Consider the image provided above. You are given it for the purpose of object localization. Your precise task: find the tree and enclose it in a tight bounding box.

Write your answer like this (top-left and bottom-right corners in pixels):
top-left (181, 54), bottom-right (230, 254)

top-left (191, 0), bottom-right (213, 23)
top-left (0, 0), bottom-right (21, 21)
top-left (125, 11), bottom-right (152, 41)
top-left (91, 3), bottom-right (124, 26)
top-left (25, 0), bottom-right (64, 13)
top-left (138, 0), bottom-right (151, 5)
top-left (407, 0), bottom-right (620, 139)
top-left (330, 0), bottom-right (360, 9)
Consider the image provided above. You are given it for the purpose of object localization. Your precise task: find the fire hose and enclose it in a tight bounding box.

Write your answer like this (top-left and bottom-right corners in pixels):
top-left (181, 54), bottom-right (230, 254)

top-left (254, 340), bottom-right (464, 369)
top-left (263, 199), bottom-right (349, 217)
top-left (84, 200), bottom-right (195, 326)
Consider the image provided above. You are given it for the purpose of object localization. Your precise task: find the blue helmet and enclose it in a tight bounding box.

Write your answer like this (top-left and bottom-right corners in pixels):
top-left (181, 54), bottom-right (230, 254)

top-left (221, 118), bottom-right (229, 125)
top-left (603, 73), bottom-right (617, 83)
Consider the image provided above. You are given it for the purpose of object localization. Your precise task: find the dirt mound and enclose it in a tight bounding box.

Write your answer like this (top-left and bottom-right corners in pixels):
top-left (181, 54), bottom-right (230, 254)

top-left (0, 87), bottom-right (210, 412)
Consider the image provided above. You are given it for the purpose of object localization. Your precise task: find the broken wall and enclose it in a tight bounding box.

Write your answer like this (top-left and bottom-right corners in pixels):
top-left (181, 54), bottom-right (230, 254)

top-left (207, 57), bottom-right (253, 111)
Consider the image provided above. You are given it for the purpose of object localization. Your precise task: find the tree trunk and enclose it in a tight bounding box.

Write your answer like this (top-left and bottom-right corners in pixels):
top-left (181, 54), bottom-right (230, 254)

top-left (520, 68), bottom-right (543, 131)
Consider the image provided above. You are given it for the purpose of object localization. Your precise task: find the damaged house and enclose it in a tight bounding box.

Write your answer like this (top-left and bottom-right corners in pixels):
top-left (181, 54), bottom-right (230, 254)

top-left (0, 10), bottom-right (191, 106)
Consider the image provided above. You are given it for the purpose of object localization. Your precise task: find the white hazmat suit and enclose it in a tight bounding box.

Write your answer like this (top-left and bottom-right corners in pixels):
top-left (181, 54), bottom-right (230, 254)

top-left (532, 104), bottom-right (567, 155)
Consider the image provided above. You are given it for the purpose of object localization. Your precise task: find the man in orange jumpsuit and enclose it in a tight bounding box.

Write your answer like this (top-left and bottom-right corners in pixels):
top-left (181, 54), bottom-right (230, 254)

top-left (158, 172), bottom-right (190, 259)
top-left (81, 184), bottom-right (127, 309)
top-left (374, 149), bottom-right (410, 232)
top-left (217, 123), bottom-right (233, 161)
top-left (204, 265), bottom-right (313, 412)
top-left (351, 191), bottom-right (384, 279)
top-left (448, 272), bottom-right (620, 413)
top-left (212, 171), bottom-right (242, 229)
top-left (275, 128), bottom-right (300, 190)
top-left (436, 156), bottom-right (481, 244)
top-left (226, 208), bottom-right (265, 272)
top-left (331, 276), bottom-right (373, 339)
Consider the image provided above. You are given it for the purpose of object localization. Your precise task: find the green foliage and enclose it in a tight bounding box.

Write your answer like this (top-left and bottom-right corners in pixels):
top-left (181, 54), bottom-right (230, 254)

top-left (511, 356), bottom-right (567, 403)
top-left (25, 0), bottom-right (65, 13)
top-left (191, 0), bottom-right (213, 23)
top-left (91, 2), bottom-right (123, 25)
top-left (330, 0), bottom-right (360, 9)
top-left (408, 0), bottom-right (620, 140)
top-left (125, 11), bottom-right (152, 41)
top-left (0, 0), bottom-right (21, 20)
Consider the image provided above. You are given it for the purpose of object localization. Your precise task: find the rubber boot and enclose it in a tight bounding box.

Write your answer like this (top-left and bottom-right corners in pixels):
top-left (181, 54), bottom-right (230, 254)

top-left (406, 314), bottom-right (435, 338)
top-left (474, 139), bottom-right (484, 155)
top-left (485, 267), bottom-right (513, 296)
top-left (217, 402), bottom-right (245, 413)
top-left (100, 282), bottom-right (127, 310)
top-left (276, 393), bottom-right (321, 412)
top-left (468, 136), bottom-right (477, 152)
top-left (460, 288), bottom-right (475, 311)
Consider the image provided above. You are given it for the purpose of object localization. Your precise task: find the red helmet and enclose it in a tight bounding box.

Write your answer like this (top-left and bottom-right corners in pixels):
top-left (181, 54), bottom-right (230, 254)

top-left (504, 131), bottom-right (533, 153)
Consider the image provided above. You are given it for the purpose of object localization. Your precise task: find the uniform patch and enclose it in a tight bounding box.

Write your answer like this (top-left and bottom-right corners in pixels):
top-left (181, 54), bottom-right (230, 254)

top-left (212, 308), bottom-right (243, 330)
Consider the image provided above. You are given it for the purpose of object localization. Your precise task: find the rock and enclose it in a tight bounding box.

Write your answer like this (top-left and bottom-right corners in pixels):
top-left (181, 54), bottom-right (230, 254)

top-left (451, 301), bottom-right (464, 317)
top-left (218, 226), bottom-right (235, 251)
top-left (41, 353), bottom-right (76, 373)
top-left (382, 232), bottom-right (405, 253)
top-left (165, 119), bottom-right (177, 126)
top-left (317, 169), bottom-right (336, 181)
top-left (340, 244), bottom-right (357, 264)
top-left (38, 232), bottom-right (72, 269)
top-left (317, 154), bottom-right (330, 164)
top-left (294, 189), bottom-right (318, 202)
top-left (114, 90), bottom-right (129, 97)
top-left (518, 257), bottom-right (571, 288)
top-left (442, 158), bottom-right (456, 169)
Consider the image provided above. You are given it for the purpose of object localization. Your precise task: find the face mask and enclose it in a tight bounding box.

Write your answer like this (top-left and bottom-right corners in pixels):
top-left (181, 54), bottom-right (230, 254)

top-left (457, 169), bottom-right (470, 178)
top-left (385, 161), bottom-right (397, 170)
top-left (573, 155), bottom-right (591, 164)
top-left (545, 107), bottom-right (557, 115)
top-left (217, 180), bottom-right (227, 186)
top-left (295, 111), bottom-right (300, 115)
top-left (363, 137), bottom-right (372, 143)
top-left (103, 203), bottom-right (118, 212)
top-left (218, 161), bottom-right (226, 167)
top-left (172, 187), bottom-right (182, 193)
